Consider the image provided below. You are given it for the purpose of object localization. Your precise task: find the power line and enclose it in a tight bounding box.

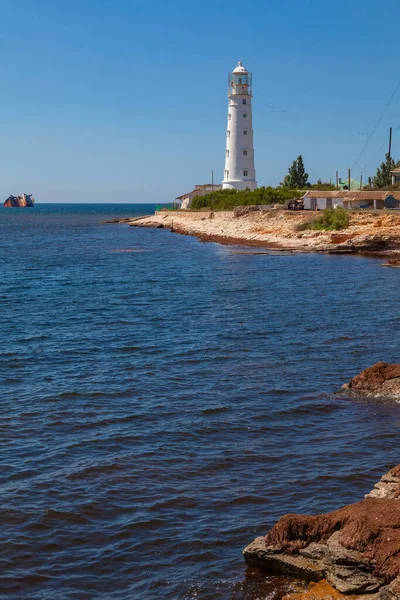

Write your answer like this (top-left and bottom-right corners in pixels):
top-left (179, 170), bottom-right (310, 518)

top-left (351, 79), bottom-right (400, 170)
top-left (255, 97), bottom-right (286, 113)
top-left (360, 142), bottom-right (385, 175)
top-left (361, 121), bottom-right (400, 175)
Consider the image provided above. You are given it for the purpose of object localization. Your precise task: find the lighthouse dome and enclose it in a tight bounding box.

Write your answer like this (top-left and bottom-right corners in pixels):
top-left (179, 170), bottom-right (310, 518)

top-left (232, 61), bottom-right (248, 74)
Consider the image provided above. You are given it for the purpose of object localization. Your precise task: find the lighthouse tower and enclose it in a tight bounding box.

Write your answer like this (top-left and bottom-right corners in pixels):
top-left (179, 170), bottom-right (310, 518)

top-left (222, 61), bottom-right (257, 190)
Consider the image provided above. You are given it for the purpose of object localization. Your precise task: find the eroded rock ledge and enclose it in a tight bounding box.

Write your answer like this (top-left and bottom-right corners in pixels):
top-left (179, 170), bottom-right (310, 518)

top-left (243, 465), bottom-right (400, 598)
top-left (342, 362), bottom-right (400, 398)
top-left (119, 209), bottom-right (400, 256)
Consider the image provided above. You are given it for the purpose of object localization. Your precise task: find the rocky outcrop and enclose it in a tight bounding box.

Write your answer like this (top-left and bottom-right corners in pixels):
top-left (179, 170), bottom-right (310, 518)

top-left (382, 257), bottom-right (400, 268)
top-left (117, 209), bottom-right (400, 255)
top-left (342, 362), bottom-right (400, 397)
top-left (365, 465), bottom-right (400, 500)
top-left (130, 221), bottom-right (164, 229)
top-left (243, 464), bottom-right (400, 598)
top-left (341, 234), bottom-right (400, 251)
top-left (4, 193), bottom-right (34, 207)
top-left (234, 205), bottom-right (261, 217)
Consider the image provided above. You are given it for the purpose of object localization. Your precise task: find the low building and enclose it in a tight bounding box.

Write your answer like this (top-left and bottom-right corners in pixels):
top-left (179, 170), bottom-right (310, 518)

top-left (303, 190), bottom-right (400, 210)
top-left (176, 184), bottom-right (222, 209)
top-left (303, 191), bottom-right (345, 210)
top-left (391, 167), bottom-right (400, 185)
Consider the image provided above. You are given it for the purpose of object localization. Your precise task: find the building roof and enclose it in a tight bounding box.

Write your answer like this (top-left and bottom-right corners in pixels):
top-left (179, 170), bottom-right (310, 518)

top-left (304, 190), bottom-right (400, 200)
top-left (390, 167), bottom-right (400, 174)
top-left (338, 177), bottom-right (363, 190)
top-left (232, 61), bottom-right (248, 74)
top-left (175, 184), bottom-right (222, 200)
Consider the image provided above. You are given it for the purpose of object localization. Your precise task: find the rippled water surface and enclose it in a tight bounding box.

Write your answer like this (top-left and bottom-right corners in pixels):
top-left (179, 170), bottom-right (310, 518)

top-left (1, 203), bottom-right (400, 599)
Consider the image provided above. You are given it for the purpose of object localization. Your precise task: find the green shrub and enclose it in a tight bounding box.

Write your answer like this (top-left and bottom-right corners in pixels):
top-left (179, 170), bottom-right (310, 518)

top-left (190, 186), bottom-right (301, 210)
top-left (309, 182), bottom-right (337, 191)
top-left (307, 208), bottom-right (349, 231)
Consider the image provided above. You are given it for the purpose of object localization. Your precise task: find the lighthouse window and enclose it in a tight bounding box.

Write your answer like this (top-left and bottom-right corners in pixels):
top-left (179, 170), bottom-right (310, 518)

top-left (243, 113), bottom-right (247, 118)
top-left (242, 99), bottom-right (247, 105)
top-left (243, 130), bottom-right (248, 135)
top-left (227, 130), bottom-right (230, 137)
top-left (228, 113), bottom-right (231, 120)
top-left (243, 170), bottom-right (248, 176)
top-left (243, 150), bottom-right (248, 156)
top-left (226, 149), bottom-right (229, 157)
top-left (225, 170), bottom-right (229, 179)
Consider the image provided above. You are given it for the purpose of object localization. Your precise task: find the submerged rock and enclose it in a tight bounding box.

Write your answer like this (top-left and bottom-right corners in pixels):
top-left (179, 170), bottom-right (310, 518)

top-left (4, 193), bottom-right (35, 207)
top-left (283, 578), bottom-right (400, 600)
top-left (342, 362), bottom-right (400, 397)
top-left (382, 257), bottom-right (400, 268)
top-left (282, 579), bottom-right (358, 599)
top-left (243, 464), bottom-right (400, 598)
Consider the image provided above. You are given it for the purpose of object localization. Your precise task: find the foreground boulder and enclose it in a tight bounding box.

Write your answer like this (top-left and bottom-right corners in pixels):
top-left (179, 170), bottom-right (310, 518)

top-left (4, 193), bottom-right (34, 207)
top-left (243, 465), bottom-right (400, 598)
top-left (342, 362), bottom-right (400, 397)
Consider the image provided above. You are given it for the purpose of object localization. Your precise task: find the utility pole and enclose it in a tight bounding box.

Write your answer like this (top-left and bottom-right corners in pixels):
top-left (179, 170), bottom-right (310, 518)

top-left (336, 171), bottom-right (339, 190)
top-left (211, 170), bottom-right (214, 206)
top-left (360, 174), bottom-right (363, 190)
top-left (389, 127), bottom-right (393, 159)
top-left (348, 168), bottom-right (351, 190)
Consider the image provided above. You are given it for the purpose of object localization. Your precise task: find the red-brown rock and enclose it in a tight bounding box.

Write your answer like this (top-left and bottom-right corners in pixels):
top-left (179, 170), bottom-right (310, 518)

top-left (342, 362), bottom-right (400, 397)
top-left (243, 465), bottom-right (400, 596)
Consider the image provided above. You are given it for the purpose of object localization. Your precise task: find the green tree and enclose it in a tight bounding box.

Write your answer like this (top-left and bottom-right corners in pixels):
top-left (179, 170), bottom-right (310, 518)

top-left (190, 186), bottom-right (300, 210)
top-left (281, 155), bottom-right (309, 188)
top-left (372, 153), bottom-right (399, 188)
top-left (310, 181), bottom-right (336, 191)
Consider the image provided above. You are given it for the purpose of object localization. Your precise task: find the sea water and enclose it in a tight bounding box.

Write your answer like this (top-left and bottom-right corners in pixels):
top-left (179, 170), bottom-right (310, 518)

top-left (1, 203), bottom-right (400, 599)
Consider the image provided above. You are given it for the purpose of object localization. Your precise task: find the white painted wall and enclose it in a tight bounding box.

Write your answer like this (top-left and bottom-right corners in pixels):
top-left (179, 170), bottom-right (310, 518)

top-left (222, 62), bottom-right (257, 191)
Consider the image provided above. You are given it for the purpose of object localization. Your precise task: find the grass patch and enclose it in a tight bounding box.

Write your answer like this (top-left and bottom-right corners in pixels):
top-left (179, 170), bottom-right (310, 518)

top-left (299, 208), bottom-right (350, 231)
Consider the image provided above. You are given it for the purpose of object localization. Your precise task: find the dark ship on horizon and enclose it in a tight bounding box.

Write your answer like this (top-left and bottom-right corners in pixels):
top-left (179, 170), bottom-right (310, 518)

top-left (4, 193), bottom-right (35, 207)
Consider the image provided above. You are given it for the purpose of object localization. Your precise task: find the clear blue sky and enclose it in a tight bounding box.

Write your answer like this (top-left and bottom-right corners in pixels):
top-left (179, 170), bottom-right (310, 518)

top-left (1, 0), bottom-right (399, 203)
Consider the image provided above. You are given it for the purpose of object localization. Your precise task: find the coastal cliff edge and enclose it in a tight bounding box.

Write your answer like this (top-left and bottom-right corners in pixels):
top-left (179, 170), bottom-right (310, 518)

top-left (119, 209), bottom-right (400, 255)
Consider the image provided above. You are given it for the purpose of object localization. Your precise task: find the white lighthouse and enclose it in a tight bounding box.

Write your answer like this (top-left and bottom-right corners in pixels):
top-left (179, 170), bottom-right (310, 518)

top-left (222, 61), bottom-right (257, 191)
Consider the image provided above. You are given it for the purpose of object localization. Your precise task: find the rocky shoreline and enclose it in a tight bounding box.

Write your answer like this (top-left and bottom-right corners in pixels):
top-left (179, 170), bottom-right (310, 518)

top-left (244, 465), bottom-right (400, 599)
top-left (244, 364), bottom-right (400, 599)
top-left (113, 208), bottom-right (400, 256)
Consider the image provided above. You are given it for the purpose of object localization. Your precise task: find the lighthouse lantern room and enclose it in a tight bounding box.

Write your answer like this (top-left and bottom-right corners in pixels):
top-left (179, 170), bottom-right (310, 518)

top-left (222, 61), bottom-right (257, 191)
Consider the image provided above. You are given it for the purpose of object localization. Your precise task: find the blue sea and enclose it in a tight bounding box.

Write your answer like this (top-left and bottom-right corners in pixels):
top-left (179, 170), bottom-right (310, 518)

top-left (1, 203), bottom-right (400, 599)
